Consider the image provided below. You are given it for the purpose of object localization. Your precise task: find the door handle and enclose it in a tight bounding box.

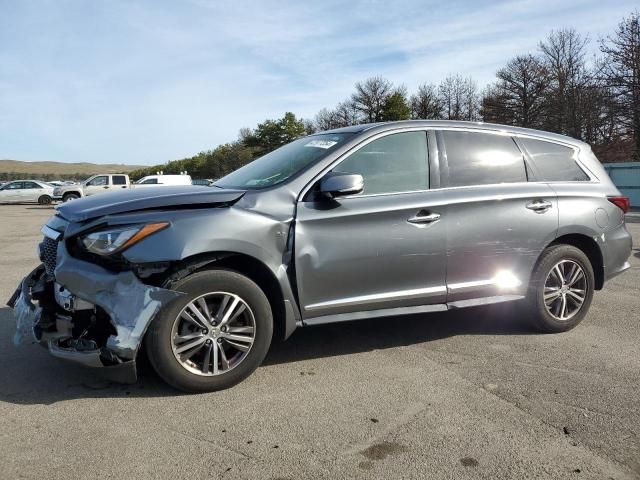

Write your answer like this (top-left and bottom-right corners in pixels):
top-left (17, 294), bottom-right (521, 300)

top-left (526, 200), bottom-right (552, 212)
top-left (407, 210), bottom-right (441, 224)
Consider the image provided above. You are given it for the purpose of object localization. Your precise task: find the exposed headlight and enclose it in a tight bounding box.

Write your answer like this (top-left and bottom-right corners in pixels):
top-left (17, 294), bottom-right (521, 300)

top-left (80, 223), bottom-right (169, 256)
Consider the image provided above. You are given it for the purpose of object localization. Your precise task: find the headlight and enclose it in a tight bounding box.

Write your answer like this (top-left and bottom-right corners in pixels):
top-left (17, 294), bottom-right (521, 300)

top-left (80, 222), bottom-right (169, 256)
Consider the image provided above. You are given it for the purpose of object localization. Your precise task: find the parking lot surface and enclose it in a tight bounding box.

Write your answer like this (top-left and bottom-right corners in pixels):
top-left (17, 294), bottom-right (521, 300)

top-left (1, 204), bottom-right (639, 479)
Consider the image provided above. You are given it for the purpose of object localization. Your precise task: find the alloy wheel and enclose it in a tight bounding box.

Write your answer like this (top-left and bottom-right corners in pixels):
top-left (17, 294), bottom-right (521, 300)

top-left (171, 292), bottom-right (256, 376)
top-left (543, 260), bottom-right (587, 321)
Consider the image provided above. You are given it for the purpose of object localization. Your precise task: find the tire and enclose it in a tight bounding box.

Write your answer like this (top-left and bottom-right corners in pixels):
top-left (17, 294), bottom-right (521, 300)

top-left (145, 269), bottom-right (273, 392)
top-left (38, 195), bottom-right (52, 205)
top-left (526, 244), bottom-right (594, 333)
top-left (62, 193), bottom-right (80, 202)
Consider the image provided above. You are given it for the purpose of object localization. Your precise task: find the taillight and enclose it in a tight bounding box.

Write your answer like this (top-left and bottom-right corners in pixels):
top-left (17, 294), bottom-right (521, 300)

top-left (608, 196), bottom-right (630, 214)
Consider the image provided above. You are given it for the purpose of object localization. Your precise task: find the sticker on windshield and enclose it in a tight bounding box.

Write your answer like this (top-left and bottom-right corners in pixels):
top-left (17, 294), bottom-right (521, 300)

top-left (304, 139), bottom-right (338, 149)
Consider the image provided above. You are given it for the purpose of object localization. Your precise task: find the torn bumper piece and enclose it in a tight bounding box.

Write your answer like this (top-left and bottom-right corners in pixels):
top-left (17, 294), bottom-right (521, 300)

top-left (8, 253), bottom-right (183, 383)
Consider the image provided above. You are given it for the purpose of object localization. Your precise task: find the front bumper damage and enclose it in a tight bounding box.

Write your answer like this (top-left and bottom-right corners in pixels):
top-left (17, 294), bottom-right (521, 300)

top-left (7, 244), bottom-right (182, 383)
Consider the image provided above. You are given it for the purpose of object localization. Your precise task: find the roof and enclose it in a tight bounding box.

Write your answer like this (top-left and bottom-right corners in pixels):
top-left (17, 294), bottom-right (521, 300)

top-left (321, 120), bottom-right (587, 148)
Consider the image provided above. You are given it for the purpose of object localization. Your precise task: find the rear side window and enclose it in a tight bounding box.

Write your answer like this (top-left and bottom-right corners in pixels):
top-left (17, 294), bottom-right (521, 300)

top-left (112, 175), bottom-right (127, 185)
top-left (519, 138), bottom-right (589, 181)
top-left (441, 131), bottom-right (527, 187)
top-left (141, 178), bottom-right (158, 184)
top-left (333, 131), bottom-right (429, 195)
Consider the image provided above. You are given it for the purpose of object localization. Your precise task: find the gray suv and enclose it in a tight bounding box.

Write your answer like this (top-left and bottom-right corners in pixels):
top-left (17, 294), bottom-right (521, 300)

top-left (8, 121), bottom-right (632, 392)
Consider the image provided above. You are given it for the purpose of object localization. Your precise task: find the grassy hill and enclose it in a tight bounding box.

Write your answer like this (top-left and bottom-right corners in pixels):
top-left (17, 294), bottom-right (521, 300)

top-left (0, 159), bottom-right (145, 181)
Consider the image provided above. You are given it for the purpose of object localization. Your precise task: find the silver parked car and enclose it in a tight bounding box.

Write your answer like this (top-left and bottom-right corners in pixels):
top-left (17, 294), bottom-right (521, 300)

top-left (8, 121), bottom-right (632, 392)
top-left (0, 180), bottom-right (54, 205)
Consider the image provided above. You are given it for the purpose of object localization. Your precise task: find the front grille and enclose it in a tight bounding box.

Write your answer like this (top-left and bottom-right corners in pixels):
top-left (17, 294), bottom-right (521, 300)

top-left (42, 236), bottom-right (58, 276)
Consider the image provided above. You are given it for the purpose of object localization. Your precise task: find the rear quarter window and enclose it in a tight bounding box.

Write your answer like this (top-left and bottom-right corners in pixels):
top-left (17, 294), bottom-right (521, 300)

top-left (519, 138), bottom-right (589, 182)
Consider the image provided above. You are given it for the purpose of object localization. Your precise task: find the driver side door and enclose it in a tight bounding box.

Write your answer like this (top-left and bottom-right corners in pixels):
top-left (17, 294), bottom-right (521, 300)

top-left (294, 130), bottom-right (448, 321)
top-left (84, 175), bottom-right (110, 196)
top-left (0, 182), bottom-right (23, 203)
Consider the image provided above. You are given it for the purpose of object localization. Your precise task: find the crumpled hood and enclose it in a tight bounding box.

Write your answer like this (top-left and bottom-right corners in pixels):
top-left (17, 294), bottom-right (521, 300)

top-left (56, 186), bottom-right (246, 222)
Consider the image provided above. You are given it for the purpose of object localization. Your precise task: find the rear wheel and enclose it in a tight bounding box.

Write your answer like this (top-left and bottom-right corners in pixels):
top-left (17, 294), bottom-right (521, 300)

top-left (526, 244), bottom-right (594, 332)
top-left (145, 269), bottom-right (273, 392)
top-left (62, 193), bottom-right (80, 202)
top-left (38, 195), bottom-right (52, 205)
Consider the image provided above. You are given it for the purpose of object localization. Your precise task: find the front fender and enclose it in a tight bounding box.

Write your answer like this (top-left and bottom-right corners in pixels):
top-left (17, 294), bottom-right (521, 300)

top-left (120, 206), bottom-right (300, 337)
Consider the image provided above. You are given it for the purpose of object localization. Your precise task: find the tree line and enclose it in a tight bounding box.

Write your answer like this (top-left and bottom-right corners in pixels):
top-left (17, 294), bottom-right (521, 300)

top-left (131, 10), bottom-right (639, 180)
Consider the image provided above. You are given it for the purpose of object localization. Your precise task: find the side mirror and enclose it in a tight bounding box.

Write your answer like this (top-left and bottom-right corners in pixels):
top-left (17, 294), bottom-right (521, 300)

top-left (319, 172), bottom-right (364, 198)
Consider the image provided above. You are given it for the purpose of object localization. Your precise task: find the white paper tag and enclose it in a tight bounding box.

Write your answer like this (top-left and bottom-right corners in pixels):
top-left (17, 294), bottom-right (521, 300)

top-left (304, 139), bottom-right (338, 149)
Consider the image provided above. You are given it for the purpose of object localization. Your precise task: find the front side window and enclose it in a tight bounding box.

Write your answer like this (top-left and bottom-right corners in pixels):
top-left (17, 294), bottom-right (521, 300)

top-left (216, 133), bottom-right (353, 190)
top-left (86, 176), bottom-right (108, 186)
top-left (332, 131), bottom-right (429, 195)
top-left (3, 182), bottom-right (24, 190)
top-left (442, 131), bottom-right (527, 187)
top-left (519, 138), bottom-right (589, 182)
top-left (112, 175), bottom-right (127, 185)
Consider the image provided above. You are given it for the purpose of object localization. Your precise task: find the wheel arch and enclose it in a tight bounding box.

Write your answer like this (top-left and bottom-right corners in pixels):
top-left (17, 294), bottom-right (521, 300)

top-left (38, 194), bottom-right (52, 204)
top-left (160, 251), bottom-right (294, 341)
top-left (62, 190), bottom-right (82, 199)
top-left (548, 233), bottom-right (604, 290)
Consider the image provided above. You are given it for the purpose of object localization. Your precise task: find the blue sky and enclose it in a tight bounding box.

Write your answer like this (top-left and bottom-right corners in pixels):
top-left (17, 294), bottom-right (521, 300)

top-left (0, 0), bottom-right (637, 165)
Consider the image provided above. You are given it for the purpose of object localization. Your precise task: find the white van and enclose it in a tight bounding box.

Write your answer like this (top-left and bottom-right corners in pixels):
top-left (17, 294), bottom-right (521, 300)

top-left (134, 174), bottom-right (192, 187)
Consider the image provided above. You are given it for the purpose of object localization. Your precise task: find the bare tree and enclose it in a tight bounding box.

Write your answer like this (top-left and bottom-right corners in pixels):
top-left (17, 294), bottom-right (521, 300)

top-left (438, 74), bottom-right (480, 121)
top-left (486, 54), bottom-right (549, 127)
top-left (351, 76), bottom-right (393, 123)
top-left (314, 100), bottom-right (361, 131)
top-left (410, 83), bottom-right (444, 119)
top-left (599, 11), bottom-right (640, 160)
top-left (481, 84), bottom-right (513, 125)
top-left (314, 108), bottom-right (340, 131)
top-left (539, 28), bottom-right (592, 138)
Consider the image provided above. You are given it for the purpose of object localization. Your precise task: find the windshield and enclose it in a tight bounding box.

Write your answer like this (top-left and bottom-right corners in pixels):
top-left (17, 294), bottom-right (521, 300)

top-left (215, 133), bottom-right (353, 189)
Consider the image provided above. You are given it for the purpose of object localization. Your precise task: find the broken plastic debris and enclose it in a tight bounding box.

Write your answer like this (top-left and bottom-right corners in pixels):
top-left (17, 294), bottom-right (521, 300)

top-left (12, 290), bottom-right (41, 346)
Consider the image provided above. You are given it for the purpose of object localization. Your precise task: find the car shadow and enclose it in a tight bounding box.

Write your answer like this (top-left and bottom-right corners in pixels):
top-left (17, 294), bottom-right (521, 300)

top-left (264, 303), bottom-right (532, 366)
top-left (0, 303), bottom-right (533, 405)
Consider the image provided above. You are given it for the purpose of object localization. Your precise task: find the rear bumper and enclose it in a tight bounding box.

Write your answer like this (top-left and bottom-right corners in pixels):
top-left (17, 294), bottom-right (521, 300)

top-left (7, 245), bottom-right (183, 383)
top-left (602, 223), bottom-right (633, 283)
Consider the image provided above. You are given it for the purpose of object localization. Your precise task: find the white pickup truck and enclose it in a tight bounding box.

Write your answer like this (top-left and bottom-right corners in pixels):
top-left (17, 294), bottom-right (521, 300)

top-left (53, 174), bottom-right (130, 202)
top-left (53, 174), bottom-right (192, 202)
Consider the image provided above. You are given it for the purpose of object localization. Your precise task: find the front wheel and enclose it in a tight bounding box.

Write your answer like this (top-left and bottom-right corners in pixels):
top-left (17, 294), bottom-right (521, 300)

top-left (526, 244), bottom-right (594, 333)
top-left (62, 193), bottom-right (80, 202)
top-left (145, 269), bottom-right (273, 392)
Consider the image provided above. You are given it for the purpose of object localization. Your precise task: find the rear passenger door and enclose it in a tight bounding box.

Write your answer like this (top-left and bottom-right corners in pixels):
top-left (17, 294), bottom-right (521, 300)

top-left (437, 129), bottom-right (558, 303)
top-left (112, 175), bottom-right (129, 190)
top-left (20, 181), bottom-right (45, 202)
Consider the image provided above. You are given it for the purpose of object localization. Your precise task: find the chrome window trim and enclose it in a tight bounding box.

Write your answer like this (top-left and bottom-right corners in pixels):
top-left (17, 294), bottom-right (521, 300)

top-left (304, 285), bottom-right (447, 311)
top-left (298, 125), bottom-right (599, 201)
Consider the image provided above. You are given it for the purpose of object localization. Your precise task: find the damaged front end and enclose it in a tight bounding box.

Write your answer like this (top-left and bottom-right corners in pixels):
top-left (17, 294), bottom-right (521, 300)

top-left (7, 221), bottom-right (182, 383)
